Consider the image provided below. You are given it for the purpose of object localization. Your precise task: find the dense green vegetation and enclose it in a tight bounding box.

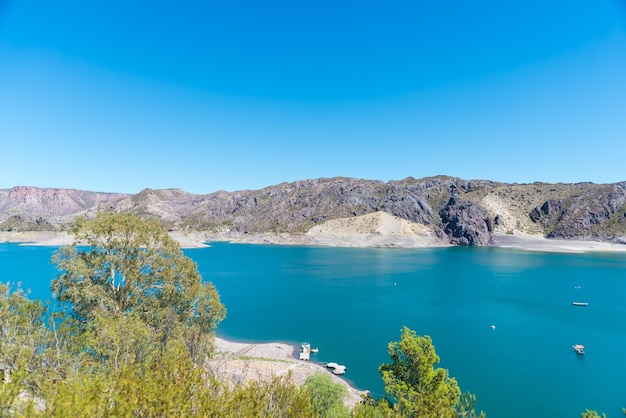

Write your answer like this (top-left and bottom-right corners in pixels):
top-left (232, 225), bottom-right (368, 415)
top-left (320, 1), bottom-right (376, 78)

top-left (2, 212), bottom-right (488, 416)
top-left (303, 373), bottom-right (350, 417)
top-left (51, 212), bottom-right (226, 365)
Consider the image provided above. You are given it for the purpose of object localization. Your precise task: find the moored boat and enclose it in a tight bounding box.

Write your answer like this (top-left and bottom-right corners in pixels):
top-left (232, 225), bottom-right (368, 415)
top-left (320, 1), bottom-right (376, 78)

top-left (572, 344), bottom-right (585, 355)
top-left (326, 362), bottom-right (347, 374)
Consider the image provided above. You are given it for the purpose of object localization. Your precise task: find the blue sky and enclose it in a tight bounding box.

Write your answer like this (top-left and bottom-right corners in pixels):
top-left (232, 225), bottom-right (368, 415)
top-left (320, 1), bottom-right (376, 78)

top-left (1, 1), bottom-right (625, 194)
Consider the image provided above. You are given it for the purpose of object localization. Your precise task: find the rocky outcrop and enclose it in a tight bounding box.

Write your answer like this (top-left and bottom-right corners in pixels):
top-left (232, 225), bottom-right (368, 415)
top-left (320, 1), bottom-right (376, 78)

top-left (2, 177), bottom-right (626, 246)
top-left (439, 197), bottom-right (493, 246)
top-left (529, 199), bottom-right (564, 223)
top-left (529, 182), bottom-right (626, 242)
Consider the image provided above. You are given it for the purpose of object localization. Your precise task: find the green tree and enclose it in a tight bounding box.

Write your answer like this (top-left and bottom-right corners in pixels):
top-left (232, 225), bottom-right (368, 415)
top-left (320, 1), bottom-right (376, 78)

top-left (51, 212), bottom-right (226, 364)
top-left (0, 284), bottom-right (46, 403)
top-left (302, 372), bottom-right (350, 417)
top-left (378, 326), bottom-right (483, 418)
top-left (0, 283), bottom-right (64, 414)
top-left (43, 345), bottom-right (219, 417)
top-left (581, 410), bottom-right (606, 418)
top-left (228, 373), bottom-right (317, 418)
top-left (41, 346), bottom-right (317, 418)
top-left (352, 395), bottom-right (398, 418)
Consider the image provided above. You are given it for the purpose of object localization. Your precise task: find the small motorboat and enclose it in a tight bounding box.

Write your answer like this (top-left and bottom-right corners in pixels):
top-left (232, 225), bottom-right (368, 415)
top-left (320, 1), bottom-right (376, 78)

top-left (326, 362), bottom-right (347, 374)
top-left (572, 344), bottom-right (585, 355)
top-left (332, 365), bottom-right (346, 375)
top-left (572, 302), bottom-right (588, 306)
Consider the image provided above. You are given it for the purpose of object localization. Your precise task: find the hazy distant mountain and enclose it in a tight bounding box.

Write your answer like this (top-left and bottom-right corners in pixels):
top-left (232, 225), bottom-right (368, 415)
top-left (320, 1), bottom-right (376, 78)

top-left (2, 176), bottom-right (625, 245)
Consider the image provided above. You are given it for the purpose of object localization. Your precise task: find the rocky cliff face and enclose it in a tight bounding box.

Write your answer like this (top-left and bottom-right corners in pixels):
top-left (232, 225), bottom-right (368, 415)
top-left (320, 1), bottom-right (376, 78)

top-left (2, 177), bottom-right (625, 246)
top-left (439, 197), bottom-right (493, 246)
top-left (528, 183), bottom-right (626, 241)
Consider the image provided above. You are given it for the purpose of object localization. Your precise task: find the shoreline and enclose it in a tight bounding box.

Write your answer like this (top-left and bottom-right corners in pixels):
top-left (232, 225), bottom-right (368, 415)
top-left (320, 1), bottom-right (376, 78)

top-left (2, 230), bottom-right (626, 254)
top-left (211, 336), bottom-right (368, 409)
top-left (489, 233), bottom-right (626, 254)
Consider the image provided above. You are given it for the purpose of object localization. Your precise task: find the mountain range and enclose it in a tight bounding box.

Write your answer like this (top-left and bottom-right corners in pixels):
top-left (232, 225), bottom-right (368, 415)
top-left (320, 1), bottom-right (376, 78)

top-left (2, 176), bottom-right (626, 246)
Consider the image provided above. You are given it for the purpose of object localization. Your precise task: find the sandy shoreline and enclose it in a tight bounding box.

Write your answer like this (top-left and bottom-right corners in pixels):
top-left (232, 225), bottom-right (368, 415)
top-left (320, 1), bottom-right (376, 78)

top-left (0, 231), bottom-right (212, 248)
top-left (489, 233), bottom-right (626, 253)
top-left (211, 337), bottom-right (368, 408)
top-left (2, 230), bottom-right (625, 254)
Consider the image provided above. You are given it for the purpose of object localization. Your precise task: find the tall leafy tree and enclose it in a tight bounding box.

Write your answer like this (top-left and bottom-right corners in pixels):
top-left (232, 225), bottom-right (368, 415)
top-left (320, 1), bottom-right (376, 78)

top-left (51, 212), bottom-right (226, 363)
top-left (378, 326), bottom-right (470, 417)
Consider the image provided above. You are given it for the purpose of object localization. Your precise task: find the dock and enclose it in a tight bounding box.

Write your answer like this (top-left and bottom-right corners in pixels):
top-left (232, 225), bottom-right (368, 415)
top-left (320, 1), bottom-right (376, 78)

top-left (300, 342), bottom-right (345, 374)
top-left (299, 342), bottom-right (311, 361)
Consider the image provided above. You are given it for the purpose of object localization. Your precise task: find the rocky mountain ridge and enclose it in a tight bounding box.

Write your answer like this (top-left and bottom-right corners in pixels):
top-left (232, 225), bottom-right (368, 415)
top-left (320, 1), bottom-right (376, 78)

top-left (1, 176), bottom-right (626, 246)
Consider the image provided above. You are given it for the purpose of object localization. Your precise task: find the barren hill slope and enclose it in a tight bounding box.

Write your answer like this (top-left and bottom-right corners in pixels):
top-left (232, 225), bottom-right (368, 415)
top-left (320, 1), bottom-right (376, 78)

top-left (2, 177), bottom-right (625, 246)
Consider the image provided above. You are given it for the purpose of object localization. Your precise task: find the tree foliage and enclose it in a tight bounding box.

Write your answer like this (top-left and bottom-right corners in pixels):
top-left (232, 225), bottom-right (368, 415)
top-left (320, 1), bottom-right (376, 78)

top-left (0, 283), bottom-right (83, 414)
top-left (0, 283), bottom-right (51, 413)
top-left (379, 326), bottom-right (461, 416)
top-left (351, 395), bottom-right (397, 418)
top-left (374, 326), bottom-right (484, 418)
top-left (51, 212), bottom-right (226, 363)
top-left (12, 345), bottom-right (316, 418)
top-left (0, 284), bottom-right (48, 383)
top-left (580, 410), bottom-right (606, 418)
top-left (303, 372), bottom-right (350, 417)
top-left (1, 280), bottom-right (329, 418)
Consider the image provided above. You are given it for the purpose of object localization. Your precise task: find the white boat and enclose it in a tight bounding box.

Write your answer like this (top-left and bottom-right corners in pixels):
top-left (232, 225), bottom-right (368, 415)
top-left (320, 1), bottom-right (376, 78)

top-left (332, 365), bottom-right (346, 375)
top-left (326, 362), bottom-right (346, 374)
top-left (572, 344), bottom-right (585, 355)
top-left (572, 302), bottom-right (589, 306)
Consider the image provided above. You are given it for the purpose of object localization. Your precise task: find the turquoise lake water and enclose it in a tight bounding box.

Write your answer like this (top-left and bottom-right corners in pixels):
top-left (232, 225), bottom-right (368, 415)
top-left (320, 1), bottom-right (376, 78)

top-left (1, 242), bottom-right (625, 417)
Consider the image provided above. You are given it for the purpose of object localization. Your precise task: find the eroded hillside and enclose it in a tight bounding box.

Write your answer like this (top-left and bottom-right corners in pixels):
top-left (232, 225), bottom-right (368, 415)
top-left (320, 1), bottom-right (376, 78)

top-left (1, 177), bottom-right (625, 246)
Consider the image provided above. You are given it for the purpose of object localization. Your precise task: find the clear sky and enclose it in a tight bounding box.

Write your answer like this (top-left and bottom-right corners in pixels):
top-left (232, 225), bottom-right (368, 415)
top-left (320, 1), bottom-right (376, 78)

top-left (1, 1), bottom-right (625, 194)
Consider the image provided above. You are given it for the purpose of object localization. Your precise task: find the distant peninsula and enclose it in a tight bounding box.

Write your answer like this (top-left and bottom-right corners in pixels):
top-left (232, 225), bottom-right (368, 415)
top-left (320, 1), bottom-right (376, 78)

top-left (1, 176), bottom-right (626, 253)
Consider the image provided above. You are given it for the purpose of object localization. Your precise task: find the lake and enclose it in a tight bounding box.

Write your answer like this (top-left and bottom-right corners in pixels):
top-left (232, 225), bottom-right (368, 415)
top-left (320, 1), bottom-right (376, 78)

top-left (1, 242), bottom-right (625, 417)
